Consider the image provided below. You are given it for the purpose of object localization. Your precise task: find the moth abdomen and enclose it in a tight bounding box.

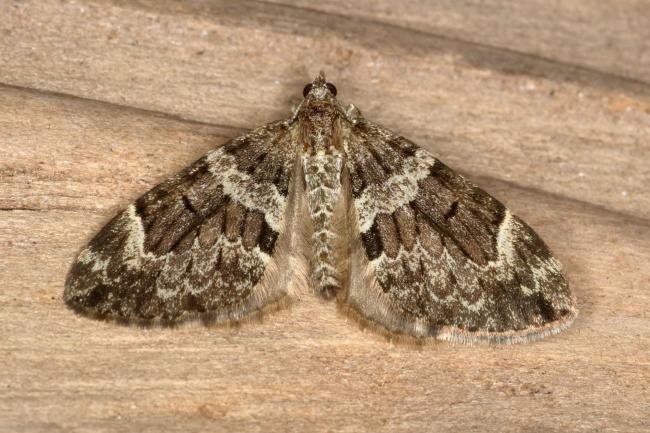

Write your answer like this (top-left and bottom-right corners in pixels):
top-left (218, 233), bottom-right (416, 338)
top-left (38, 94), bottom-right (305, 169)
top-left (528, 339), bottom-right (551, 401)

top-left (303, 153), bottom-right (346, 299)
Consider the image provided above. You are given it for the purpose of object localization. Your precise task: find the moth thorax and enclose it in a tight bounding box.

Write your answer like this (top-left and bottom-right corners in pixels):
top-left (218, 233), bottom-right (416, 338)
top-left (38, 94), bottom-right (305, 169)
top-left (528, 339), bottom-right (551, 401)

top-left (301, 105), bottom-right (341, 154)
top-left (302, 154), bottom-right (344, 299)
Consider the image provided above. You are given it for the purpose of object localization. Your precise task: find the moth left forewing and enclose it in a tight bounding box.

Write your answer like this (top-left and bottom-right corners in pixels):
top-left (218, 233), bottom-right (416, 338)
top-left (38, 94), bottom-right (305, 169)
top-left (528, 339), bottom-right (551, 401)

top-left (340, 121), bottom-right (577, 344)
top-left (65, 121), bottom-right (304, 326)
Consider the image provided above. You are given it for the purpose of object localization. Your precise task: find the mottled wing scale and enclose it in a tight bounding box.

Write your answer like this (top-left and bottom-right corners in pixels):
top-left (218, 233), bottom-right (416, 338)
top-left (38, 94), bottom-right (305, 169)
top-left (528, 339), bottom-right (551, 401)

top-left (66, 74), bottom-right (576, 344)
top-left (340, 120), bottom-right (577, 344)
top-left (64, 121), bottom-right (302, 325)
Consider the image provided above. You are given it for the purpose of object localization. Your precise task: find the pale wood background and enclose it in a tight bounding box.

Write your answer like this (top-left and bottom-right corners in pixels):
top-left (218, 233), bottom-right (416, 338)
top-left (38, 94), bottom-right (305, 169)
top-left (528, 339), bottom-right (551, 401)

top-left (1, 1), bottom-right (649, 432)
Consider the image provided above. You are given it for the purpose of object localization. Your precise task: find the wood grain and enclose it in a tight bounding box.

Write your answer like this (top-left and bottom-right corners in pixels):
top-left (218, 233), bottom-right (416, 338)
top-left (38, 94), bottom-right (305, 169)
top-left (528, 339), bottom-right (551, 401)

top-left (1, 1), bottom-right (649, 432)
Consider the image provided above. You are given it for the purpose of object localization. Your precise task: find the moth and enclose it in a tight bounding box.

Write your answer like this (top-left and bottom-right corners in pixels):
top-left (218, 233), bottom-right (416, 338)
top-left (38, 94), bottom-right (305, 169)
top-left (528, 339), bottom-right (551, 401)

top-left (65, 72), bottom-right (577, 344)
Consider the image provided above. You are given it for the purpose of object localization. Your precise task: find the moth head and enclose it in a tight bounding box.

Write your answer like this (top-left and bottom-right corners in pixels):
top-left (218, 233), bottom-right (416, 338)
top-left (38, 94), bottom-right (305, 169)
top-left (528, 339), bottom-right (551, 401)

top-left (302, 71), bottom-right (338, 100)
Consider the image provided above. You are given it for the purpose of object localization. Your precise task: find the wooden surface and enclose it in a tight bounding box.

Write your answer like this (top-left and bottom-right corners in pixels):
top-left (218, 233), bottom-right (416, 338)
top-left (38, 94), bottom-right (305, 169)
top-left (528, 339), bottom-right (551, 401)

top-left (1, 1), bottom-right (649, 432)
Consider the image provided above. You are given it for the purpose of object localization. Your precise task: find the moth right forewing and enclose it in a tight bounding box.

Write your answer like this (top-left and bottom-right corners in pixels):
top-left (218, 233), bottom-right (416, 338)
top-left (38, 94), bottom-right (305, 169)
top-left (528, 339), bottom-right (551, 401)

top-left (64, 121), bottom-right (302, 326)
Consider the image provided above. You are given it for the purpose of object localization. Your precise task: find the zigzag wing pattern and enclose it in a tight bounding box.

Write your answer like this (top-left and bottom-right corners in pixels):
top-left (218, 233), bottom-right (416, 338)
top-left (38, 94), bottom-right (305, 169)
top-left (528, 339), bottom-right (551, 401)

top-left (64, 121), bottom-right (301, 325)
top-left (342, 121), bottom-right (577, 343)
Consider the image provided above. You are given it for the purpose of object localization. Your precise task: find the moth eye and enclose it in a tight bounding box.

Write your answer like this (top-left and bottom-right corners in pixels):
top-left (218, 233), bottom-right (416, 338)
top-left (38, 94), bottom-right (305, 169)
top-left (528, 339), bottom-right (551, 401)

top-left (326, 82), bottom-right (337, 96)
top-left (302, 84), bottom-right (313, 97)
